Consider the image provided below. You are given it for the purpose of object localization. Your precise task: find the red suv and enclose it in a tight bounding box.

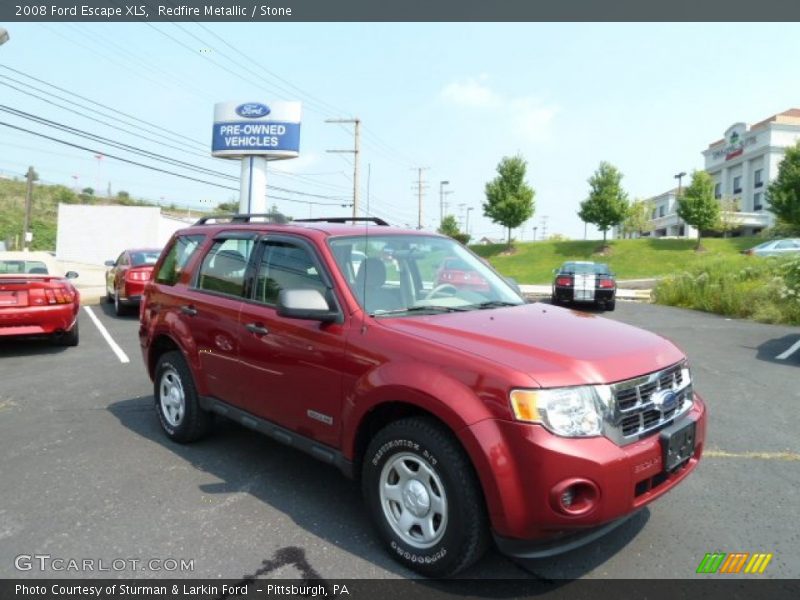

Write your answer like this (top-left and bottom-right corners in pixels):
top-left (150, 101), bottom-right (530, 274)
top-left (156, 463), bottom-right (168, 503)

top-left (139, 215), bottom-right (706, 577)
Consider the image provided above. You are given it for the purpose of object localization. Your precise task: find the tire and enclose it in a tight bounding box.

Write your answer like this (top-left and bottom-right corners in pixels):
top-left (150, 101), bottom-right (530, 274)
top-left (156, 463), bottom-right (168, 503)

top-left (114, 289), bottom-right (126, 316)
top-left (551, 295), bottom-right (560, 306)
top-left (362, 417), bottom-right (489, 577)
top-left (606, 298), bottom-right (616, 311)
top-left (55, 320), bottom-right (79, 347)
top-left (154, 351), bottom-right (212, 443)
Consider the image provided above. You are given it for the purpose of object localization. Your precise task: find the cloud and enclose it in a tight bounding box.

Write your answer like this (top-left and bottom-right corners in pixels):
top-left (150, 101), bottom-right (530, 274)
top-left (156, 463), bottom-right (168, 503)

top-left (440, 77), bottom-right (501, 109)
top-left (440, 76), bottom-right (559, 142)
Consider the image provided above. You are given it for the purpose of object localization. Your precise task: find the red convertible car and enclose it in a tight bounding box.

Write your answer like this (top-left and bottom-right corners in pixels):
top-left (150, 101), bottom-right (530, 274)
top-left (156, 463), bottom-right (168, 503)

top-left (105, 248), bottom-right (160, 316)
top-left (0, 251), bottom-right (80, 346)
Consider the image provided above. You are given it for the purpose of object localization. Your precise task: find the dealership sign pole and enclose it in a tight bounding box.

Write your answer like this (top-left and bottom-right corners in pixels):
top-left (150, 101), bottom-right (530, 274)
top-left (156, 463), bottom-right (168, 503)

top-left (211, 101), bottom-right (302, 215)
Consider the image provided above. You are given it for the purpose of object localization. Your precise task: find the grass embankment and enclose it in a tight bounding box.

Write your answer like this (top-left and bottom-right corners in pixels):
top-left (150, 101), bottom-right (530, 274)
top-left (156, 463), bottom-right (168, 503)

top-left (470, 238), bottom-right (756, 283)
top-left (0, 177), bottom-right (183, 251)
top-left (653, 255), bottom-right (800, 325)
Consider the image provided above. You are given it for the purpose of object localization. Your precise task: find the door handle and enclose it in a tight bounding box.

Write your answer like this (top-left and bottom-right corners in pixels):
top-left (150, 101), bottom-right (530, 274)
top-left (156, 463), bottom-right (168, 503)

top-left (245, 323), bottom-right (269, 336)
top-left (180, 305), bottom-right (197, 316)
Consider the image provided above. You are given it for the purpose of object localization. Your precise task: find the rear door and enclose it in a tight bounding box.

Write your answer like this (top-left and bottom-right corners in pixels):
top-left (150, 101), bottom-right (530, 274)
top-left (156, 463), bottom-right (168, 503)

top-left (174, 232), bottom-right (256, 405)
top-left (237, 236), bottom-right (348, 447)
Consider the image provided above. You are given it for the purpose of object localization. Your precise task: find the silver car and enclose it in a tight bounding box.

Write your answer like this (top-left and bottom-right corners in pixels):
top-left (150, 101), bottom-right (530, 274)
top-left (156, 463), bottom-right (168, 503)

top-left (744, 238), bottom-right (800, 256)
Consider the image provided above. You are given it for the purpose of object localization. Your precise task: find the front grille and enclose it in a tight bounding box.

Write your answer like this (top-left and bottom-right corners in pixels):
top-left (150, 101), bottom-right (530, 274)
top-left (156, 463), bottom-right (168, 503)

top-left (604, 362), bottom-right (693, 445)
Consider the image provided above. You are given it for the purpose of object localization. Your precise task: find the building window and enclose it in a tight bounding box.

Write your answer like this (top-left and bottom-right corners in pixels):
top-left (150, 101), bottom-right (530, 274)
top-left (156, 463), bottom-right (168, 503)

top-left (754, 169), bottom-right (763, 188)
top-left (754, 192), bottom-right (762, 211)
top-left (733, 175), bottom-right (742, 194)
top-left (714, 182), bottom-right (722, 199)
top-left (658, 205), bottom-right (665, 218)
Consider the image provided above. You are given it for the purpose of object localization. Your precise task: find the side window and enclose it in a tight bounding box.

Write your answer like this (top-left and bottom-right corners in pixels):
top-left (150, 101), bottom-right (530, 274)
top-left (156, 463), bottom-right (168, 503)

top-left (196, 238), bottom-right (254, 298)
top-left (154, 235), bottom-right (204, 286)
top-left (255, 240), bottom-right (326, 306)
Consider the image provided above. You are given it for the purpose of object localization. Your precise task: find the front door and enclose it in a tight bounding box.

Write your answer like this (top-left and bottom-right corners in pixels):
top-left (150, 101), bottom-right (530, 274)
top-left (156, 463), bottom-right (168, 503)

top-left (237, 237), bottom-right (347, 448)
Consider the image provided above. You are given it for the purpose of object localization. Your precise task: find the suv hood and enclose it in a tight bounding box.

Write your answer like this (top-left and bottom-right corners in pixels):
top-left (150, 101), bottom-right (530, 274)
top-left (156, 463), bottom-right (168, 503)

top-left (381, 303), bottom-right (684, 388)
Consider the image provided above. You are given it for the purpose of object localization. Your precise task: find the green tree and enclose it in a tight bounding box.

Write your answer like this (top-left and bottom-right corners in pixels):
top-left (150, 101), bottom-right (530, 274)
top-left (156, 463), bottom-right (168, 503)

top-left (677, 170), bottom-right (720, 250)
top-left (437, 214), bottom-right (470, 244)
top-left (716, 196), bottom-right (741, 237)
top-left (767, 141), bottom-right (800, 229)
top-left (53, 186), bottom-right (78, 205)
top-left (216, 201), bottom-right (238, 213)
top-left (619, 198), bottom-right (652, 239)
top-left (483, 155), bottom-right (535, 248)
top-left (578, 162), bottom-right (629, 245)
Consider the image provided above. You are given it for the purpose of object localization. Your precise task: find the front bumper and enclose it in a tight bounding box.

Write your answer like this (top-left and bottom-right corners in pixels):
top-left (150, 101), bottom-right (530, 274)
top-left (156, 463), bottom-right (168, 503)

top-left (460, 394), bottom-right (706, 549)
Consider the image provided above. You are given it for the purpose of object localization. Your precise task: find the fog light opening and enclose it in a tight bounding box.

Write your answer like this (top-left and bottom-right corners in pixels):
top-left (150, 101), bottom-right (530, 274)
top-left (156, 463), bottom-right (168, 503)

top-left (551, 479), bottom-right (599, 516)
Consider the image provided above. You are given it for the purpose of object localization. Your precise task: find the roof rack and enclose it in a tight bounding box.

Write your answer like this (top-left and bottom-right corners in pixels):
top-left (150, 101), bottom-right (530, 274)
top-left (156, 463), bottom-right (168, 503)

top-left (194, 213), bottom-right (289, 225)
top-left (294, 217), bottom-right (389, 226)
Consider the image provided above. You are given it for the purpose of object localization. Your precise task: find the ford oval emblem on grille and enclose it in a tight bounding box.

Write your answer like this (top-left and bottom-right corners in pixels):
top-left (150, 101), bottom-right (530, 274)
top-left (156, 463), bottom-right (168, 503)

top-left (651, 389), bottom-right (679, 413)
top-left (235, 103), bottom-right (270, 118)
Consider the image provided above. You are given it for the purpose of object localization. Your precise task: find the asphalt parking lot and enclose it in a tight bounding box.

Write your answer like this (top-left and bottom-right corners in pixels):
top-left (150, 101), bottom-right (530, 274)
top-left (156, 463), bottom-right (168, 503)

top-left (1, 300), bottom-right (798, 580)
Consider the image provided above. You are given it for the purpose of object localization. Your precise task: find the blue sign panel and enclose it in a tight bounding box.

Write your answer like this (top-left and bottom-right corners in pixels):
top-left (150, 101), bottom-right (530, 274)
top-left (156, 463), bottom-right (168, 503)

top-left (211, 121), bottom-right (301, 155)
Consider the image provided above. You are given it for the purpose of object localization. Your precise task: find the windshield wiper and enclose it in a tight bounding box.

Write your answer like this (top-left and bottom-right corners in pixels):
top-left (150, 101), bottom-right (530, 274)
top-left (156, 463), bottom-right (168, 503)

top-left (372, 305), bottom-right (469, 317)
top-left (469, 300), bottom-right (522, 309)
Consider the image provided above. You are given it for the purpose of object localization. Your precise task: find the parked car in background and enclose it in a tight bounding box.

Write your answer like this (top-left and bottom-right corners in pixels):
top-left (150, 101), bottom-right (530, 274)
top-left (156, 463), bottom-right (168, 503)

top-left (743, 238), bottom-right (800, 257)
top-left (105, 248), bottom-right (161, 316)
top-left (0, 251), bottom-right (80, 346)
top-left (552, 261), bottom-right (617, 310)
top-left (435, 256), bottom-right (490, 292)
top-left (139, 215), bottom-right (705, 576)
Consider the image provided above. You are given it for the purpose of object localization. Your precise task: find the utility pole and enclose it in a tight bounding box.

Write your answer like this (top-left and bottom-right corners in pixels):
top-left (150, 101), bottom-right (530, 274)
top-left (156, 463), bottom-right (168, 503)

top-left (674, 171), bottom-right (687, 237)
top-left (412, 167), bottom-right (429, 229)
top-left (540, 215), bottom-right (549, 241)
top-left (326, 118), bottom-right (360, 218)
top-left (22, 166), bottom-right (37, 251)
top-left (466, 207), bottom-right (474, 235)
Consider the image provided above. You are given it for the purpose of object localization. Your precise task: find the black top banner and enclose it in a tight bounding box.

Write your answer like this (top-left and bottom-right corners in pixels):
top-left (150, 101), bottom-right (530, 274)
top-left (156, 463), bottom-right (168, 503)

top-left (3, 0), bottom-right (800, 22)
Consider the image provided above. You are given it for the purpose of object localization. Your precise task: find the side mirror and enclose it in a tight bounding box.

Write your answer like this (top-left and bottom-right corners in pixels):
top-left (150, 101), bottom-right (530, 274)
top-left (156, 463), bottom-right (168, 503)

top-left (277, 289), bottom-right (338, 323)
top-left (65, 271), bottom-right (79, 279)
top-left (552, 267), bottom-right (560, 275)
top-left (104, 260), bottom-right (115, 267)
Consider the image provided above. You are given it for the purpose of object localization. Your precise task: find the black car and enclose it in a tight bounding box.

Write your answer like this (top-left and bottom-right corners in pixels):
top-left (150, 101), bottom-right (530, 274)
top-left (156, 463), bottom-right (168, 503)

top-left (551, 261), bottom-right (617, 311)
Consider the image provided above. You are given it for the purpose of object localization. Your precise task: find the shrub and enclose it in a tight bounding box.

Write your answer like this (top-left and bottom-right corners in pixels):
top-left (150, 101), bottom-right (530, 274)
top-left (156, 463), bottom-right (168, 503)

top-left (654, 255), bottom-right (800, 325)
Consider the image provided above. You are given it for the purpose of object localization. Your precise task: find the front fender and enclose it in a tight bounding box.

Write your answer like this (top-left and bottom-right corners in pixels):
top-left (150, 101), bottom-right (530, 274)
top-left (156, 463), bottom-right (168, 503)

top-left (341, 361), bottom-right (496, 458)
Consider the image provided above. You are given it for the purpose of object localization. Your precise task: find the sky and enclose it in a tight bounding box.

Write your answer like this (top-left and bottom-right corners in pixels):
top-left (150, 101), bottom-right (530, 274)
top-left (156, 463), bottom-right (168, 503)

top-left (2, 22), bottom-right (800, 241)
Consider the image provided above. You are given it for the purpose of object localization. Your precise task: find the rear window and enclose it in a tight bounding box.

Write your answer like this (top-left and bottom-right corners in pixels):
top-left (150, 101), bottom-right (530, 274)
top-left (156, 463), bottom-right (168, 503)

top-left (154, 235), bottom-right (204, 286)
top-left (130, 251), bottom-right (161, 267)
top-left (0, 260), bottom-right (49, 274)
top-left (559, 263), bottom-right (611, 275)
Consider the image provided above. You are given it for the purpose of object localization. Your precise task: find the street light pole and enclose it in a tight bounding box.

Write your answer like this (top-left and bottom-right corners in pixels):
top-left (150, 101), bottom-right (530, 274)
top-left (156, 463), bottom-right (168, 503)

top-left (674, 171), bottom-right (686, 237)
top-left (466, 207), bottom-right (474, 235)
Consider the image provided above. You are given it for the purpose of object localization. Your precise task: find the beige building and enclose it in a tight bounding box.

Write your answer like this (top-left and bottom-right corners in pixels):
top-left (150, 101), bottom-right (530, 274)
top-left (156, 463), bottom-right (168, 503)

top-left (640, 108), bottom-right (800, 238)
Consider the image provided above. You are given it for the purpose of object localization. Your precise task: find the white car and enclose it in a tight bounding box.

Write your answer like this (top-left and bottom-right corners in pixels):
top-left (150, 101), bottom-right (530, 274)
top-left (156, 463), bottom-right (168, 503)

top-left (744, 238), bottom-right (800, 257)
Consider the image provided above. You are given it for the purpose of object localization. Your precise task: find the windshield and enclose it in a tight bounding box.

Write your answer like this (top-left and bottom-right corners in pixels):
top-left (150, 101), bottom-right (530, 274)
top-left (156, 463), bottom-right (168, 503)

top-left (329, 234), bottom-right (524, 316)
top-left (0, 260), bottom-right (49, 274)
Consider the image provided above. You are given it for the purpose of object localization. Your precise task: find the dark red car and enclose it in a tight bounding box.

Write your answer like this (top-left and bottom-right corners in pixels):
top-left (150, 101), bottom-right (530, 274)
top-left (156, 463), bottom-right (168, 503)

top-left (105, 248), bottom-right (160, 316)
top-left (0, 251), bottom-right (80, 346)
top-left (139, 216), bottom-right (706, 577)
top-left (435, 256), bottom-right (490, 293)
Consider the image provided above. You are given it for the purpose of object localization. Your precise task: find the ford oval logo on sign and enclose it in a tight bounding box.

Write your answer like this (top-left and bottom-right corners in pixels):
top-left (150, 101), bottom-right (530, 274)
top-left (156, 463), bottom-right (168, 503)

top-left (235, 103), bottom-right (270, 118)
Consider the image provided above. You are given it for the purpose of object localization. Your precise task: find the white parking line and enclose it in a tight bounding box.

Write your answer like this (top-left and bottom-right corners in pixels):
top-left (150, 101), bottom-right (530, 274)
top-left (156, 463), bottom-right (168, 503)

top-left (776, 339), bottom-right (800, 361)
top-left (83, 306), bottom-right (130, 364)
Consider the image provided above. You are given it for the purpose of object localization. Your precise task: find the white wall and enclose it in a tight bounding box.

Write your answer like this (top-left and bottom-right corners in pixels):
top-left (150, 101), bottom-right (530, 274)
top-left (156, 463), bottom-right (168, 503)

top-left (56, 204), bottom-right (192, 265)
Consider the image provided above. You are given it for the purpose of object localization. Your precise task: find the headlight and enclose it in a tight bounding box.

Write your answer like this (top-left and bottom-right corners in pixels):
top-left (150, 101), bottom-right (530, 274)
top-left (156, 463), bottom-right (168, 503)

top-left (510, 385), bottom-right (612, 437)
